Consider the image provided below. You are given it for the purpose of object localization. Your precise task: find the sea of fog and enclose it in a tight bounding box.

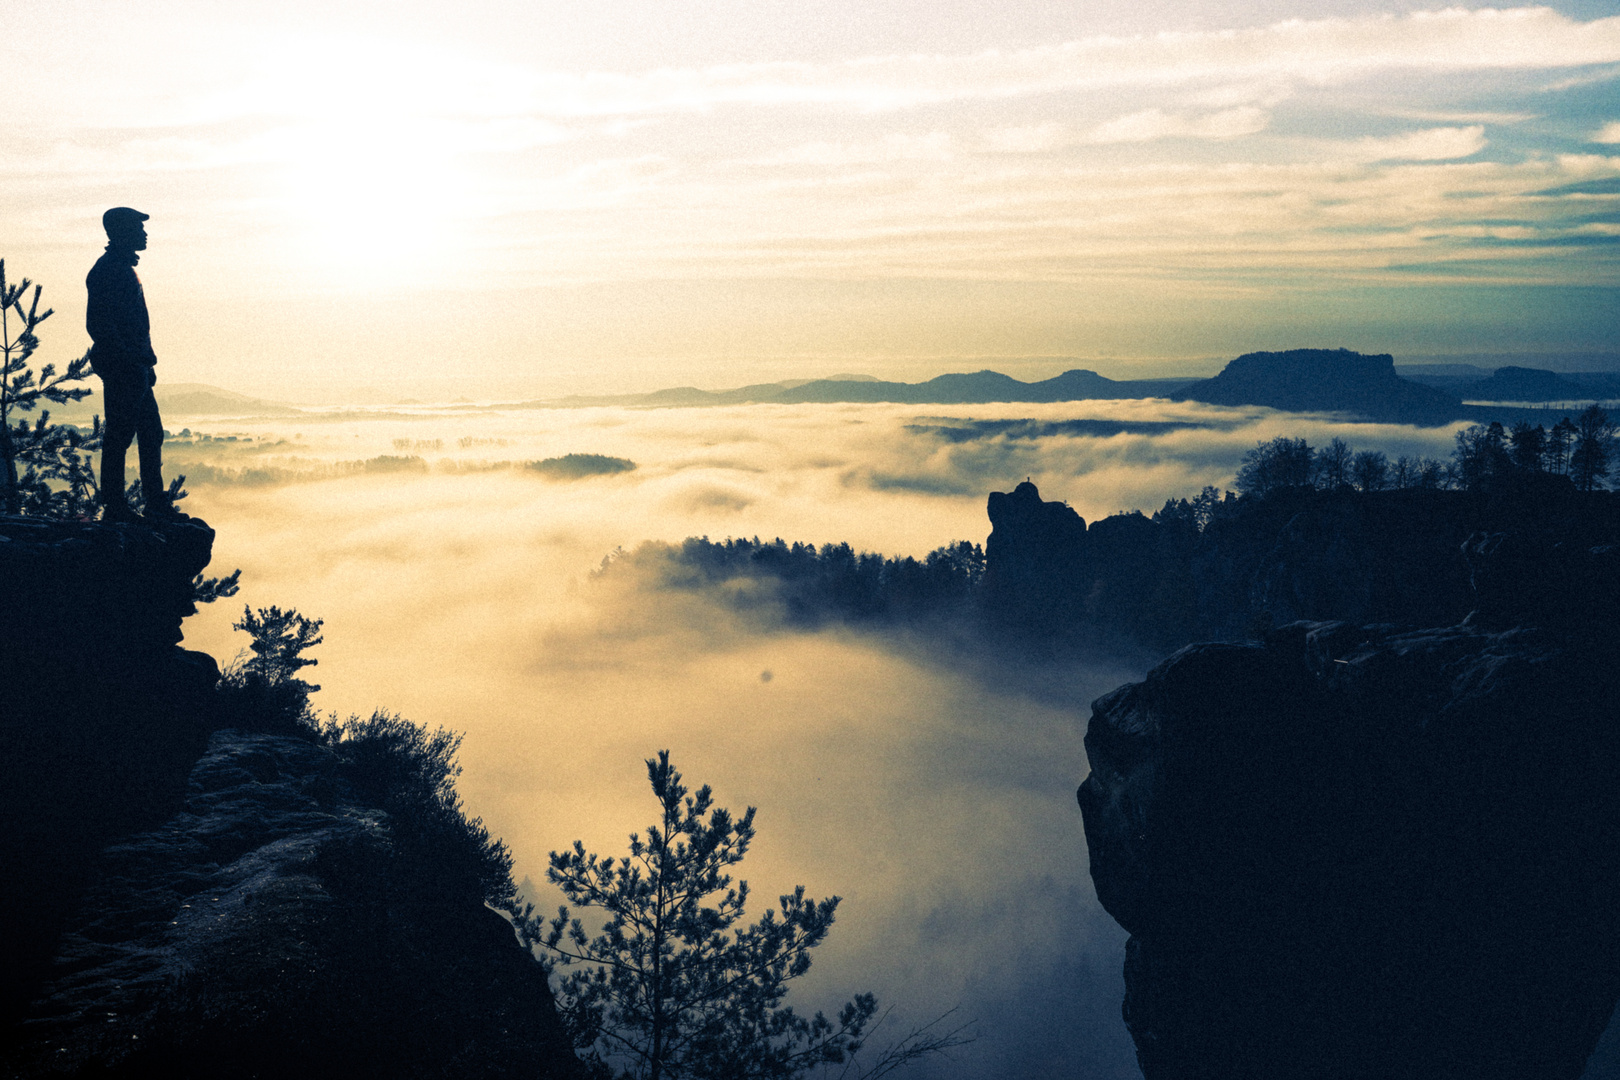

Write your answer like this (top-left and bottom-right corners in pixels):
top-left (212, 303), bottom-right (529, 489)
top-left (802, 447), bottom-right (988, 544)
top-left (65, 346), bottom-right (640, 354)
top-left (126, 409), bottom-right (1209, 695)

top-left (166, 398), bottom-right (1464, 1079)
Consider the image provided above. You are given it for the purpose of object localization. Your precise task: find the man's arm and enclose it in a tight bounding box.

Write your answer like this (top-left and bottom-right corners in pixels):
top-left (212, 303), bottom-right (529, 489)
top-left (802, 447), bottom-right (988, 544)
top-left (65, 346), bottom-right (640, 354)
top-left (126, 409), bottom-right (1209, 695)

top-left (86, 261), bottom-right (157, 365)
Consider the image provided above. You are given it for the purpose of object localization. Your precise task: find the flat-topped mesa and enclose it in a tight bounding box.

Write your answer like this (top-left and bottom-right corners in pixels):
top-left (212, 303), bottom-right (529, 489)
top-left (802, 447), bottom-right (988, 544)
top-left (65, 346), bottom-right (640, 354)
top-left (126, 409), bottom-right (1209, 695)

top-left (1173, 348), bottom-right (1462, 424)
top-left (0, 515), bottom-right (222, 1021)
top-left (1078, 586), bottom-right (1620, 1079)
top-left (1458, 365), bottom-right (1589, 402)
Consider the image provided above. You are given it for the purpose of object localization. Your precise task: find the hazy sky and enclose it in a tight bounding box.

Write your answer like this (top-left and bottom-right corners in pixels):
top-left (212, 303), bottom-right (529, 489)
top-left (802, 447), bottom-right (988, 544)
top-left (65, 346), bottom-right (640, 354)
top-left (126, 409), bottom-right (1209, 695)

top-left (6, 1), bottom-right (1619, 399)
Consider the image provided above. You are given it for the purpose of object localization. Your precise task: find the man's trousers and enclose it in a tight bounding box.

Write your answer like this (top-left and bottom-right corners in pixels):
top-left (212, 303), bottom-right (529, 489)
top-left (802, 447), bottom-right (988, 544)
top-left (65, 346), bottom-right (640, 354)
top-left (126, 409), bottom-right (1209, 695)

top-left (96, 362), bottom-right (164, 507)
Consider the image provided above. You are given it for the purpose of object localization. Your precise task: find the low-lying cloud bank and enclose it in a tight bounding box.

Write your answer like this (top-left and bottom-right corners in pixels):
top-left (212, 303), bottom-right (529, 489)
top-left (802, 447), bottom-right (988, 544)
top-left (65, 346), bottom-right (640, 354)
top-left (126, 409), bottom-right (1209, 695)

top-left (169, 400), bottom-right (1464, 1077)
top-left (165, 398), bottom-right (1461, 524)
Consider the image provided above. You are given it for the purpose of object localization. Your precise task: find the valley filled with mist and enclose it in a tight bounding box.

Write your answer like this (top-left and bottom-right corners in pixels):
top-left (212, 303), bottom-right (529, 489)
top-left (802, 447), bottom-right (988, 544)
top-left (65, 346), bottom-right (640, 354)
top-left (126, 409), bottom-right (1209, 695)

top-left (161, 396), bottom-right (1462, 1078)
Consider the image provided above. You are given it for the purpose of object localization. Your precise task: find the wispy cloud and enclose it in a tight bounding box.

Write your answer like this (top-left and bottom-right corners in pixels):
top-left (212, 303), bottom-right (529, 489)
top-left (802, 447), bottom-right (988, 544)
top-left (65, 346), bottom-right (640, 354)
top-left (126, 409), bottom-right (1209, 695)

top-left (1332, 125), bottom-right (1490, 163)
top-left (1082, 106), bottom-right (1270, 144)
top-left (4, 6), bottom-right (1617, 371)
top-left (484, 9), bottom-right (1620, 118)
top-left (22, 10), bottom-right (1620, 134)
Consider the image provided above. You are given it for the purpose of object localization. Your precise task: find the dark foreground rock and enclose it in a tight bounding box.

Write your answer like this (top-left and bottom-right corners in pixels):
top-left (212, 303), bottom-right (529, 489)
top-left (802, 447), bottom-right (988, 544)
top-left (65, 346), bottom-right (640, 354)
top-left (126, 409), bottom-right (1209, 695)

top-left (1, 516), bottom-right (582, 1078)
top-left (1, 516), bottom-right (221, 1019)
top-left (4, 730), bottom-right (579, 1080)
top-left (1078, 595), bottom-right (1620, 1079)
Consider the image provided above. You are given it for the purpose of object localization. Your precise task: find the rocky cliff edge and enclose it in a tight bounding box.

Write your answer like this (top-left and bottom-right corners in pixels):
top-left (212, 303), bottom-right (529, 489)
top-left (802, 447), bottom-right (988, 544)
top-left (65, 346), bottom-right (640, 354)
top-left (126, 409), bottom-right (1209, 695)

top-left (0, 516), bottom-right (580, 1078)
top-left (1078, 539), bottom-right (1620, 1079)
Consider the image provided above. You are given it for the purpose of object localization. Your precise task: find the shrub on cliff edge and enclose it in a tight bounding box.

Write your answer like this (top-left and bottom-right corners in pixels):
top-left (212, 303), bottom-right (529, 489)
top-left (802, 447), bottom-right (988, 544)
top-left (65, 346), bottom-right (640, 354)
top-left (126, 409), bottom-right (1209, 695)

top-left (218, 604), bottom-right (325, 735)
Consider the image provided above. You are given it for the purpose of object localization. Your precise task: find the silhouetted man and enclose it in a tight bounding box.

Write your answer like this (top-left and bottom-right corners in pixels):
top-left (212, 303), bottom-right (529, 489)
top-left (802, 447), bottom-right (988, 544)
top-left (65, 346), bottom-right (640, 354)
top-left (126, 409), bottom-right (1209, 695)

top-left (87, 207), bottom-right (179, 521)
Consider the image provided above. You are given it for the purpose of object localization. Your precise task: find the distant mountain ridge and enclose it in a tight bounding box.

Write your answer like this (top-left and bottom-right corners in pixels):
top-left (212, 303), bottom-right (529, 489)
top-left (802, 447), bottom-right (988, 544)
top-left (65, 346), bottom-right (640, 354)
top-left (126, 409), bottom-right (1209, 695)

top-left (539, 353), bottom-right (1615, 417)
top-left (63, 359), bottom-right (1620, 422)
top-left (534, 369), bottom-right (1200, 409)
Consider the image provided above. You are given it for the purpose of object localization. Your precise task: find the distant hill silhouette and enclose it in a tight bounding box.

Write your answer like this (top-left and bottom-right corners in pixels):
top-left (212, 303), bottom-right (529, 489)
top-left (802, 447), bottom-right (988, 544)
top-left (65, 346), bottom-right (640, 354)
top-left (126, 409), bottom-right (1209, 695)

top-left (1173, 349), bottom-right (1462, 424)
top-left (774, 368), bottom-right (1194, 404)
top-left (537, 356), bottom-right (1618, 417)
top-left (536, 369), bottom-right (1198, 409)
top-left (525, 453), bottom-right (637, 480)
top-left (1454, 365), bottom-right (1620, 403)
top-left (154, 383), bottom-right (303, 417)
top-left (1397, 363), bottom-right (1495, 385)
top-left (1455, 366), bottom-right (1582, 402)
top-left (53, 361), bottom-right (1620, 423)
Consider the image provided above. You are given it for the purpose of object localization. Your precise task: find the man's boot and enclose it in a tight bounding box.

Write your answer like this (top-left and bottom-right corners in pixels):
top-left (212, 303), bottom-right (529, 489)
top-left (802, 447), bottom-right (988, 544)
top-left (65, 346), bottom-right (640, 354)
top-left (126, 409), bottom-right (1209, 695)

top-left (143, 490), bottom-right (187, 522)
top-left (100, 444), bottom-right (132, 522)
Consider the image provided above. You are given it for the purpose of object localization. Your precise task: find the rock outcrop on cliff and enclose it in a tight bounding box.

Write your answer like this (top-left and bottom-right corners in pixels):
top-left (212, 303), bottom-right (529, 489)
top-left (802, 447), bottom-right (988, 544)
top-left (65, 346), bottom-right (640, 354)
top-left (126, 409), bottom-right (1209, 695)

top-left (1077, 543), bottom-right (1620, 1078)
top-left (983, 481), bottom-right (1088, 632)
top-left (1, 516), bottom-right (581, 1078)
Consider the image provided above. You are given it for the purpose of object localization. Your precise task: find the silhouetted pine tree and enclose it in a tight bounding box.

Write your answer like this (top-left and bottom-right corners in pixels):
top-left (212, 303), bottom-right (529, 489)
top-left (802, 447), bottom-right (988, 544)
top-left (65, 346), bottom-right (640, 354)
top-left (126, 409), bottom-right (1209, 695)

top-left (220, 605), bottom-right (324, 732)
top-left (1509, 422), bottom-right (1547, 472)
top-left (1571, 405), bottom-right (1616, 492)
top-left (1546, 418), bottom-right (1576, 475)
top-left (1316, 438), bottom-right (1353, 489)
top-left (0, 259), bottom-right (98, 515)
top-left (1451, 422), bottom-right (1512, 490)
top-left (522, 752), bottom-right (969, 1080)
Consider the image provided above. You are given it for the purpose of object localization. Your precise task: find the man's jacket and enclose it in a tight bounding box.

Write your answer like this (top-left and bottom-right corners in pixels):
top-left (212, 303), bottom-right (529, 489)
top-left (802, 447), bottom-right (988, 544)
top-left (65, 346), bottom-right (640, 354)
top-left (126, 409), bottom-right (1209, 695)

top-left (85, 247), bottom-right (155, 370)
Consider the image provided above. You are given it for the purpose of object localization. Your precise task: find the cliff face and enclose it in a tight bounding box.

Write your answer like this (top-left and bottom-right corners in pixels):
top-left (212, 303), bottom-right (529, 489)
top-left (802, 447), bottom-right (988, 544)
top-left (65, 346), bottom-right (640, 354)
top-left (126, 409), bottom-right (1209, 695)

top-left (1077, 545), bottom-right (1620, 1079)
top-left (0, 516), bottom-right (580, 1078)
top-left (1, 516), bottom-right (220, 1019)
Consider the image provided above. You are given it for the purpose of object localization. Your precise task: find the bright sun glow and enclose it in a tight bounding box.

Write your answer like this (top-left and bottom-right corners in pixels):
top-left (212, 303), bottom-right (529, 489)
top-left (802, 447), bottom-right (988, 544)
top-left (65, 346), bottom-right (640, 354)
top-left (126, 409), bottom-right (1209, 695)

top-left (280, 120), bottom-right (470, 276)
top-left (261, 40), bottom-right (502, 283)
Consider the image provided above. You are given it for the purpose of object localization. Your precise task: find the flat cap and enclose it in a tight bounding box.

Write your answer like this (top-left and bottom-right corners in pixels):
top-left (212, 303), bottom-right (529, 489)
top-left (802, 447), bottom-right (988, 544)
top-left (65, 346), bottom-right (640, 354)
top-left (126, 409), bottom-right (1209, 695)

top-left (102, 206), bottom-right (150, 232)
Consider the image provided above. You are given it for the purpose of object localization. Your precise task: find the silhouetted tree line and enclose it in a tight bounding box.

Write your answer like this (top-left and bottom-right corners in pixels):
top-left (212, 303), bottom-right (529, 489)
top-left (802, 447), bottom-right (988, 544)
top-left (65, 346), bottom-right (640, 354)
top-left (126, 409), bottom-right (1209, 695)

top-left (1148, 485), bottom-right (1242, 534)
top-left (648, 536), bottom-right (986, 627)
top-left (1233, 405), bottom-right (1616, 498)
top-left (639, 417), bottom-right (1620, 655)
